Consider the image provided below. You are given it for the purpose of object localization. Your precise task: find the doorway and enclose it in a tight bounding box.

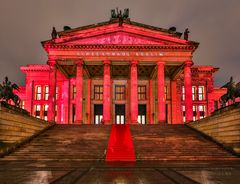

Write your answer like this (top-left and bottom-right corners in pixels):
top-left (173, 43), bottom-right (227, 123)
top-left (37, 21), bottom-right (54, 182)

top-left (138, 104), bottom-right (146, 124)
top-left (94, 104), bottom-right (103, 124)
top-left (115, 104), bottom-right (125, 124)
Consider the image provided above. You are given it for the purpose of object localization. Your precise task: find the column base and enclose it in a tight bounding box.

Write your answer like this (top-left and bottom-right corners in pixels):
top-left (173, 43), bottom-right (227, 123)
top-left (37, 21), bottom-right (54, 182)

top-left (103, 120), bottom-right (111, 125)
top-left (74, 120), bottom-right (83, 124)
top-left (131, 121), bottom-right (139, 124)
top-left (158, 120), bottom-right (167, 124)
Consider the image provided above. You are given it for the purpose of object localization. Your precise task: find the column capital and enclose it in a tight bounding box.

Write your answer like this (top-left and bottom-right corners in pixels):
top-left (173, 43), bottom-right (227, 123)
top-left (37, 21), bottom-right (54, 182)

top-left (103, 60), bottom-right (111, 65)
top-left (184, 60), bottom-right (193, 67)
top-left (156, 61), bottom-right (165, 66)
top-left (130, 60), bottom-right (138, 66)
top-left (75, 59), bottom-right (84, 66)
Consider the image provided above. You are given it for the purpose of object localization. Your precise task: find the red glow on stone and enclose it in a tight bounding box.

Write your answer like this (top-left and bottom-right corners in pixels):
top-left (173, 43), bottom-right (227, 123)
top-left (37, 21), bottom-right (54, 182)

top-left (106, 124), bottom-right (136, 162)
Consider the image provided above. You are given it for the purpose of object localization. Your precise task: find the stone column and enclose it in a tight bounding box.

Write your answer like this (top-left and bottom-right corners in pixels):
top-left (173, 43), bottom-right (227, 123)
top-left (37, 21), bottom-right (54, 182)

top-left (171, 80), bottom-right (177, 124)
top-left (157, 61), bottom-right (165, 123)
top-left (103, 60), bottom-right (111, 124)
top-left (63, 79), bottom-right (70, 124)
top-left (184, 61), bottom-right (193, 122)
top-left (130, 60), bottom-right (138, 124)
top-left (149, 80), bottom-right (153, 124)
top-left (25, 79), bottom-right (34, 115)
top-left (75, 60), bottom-right (84, 124)
top-left (47, 58), bottom-right (56, 122)
top-left (57, 82), bottom-right (62, 123)
top-left (87, 79), bottom-right (91, 124)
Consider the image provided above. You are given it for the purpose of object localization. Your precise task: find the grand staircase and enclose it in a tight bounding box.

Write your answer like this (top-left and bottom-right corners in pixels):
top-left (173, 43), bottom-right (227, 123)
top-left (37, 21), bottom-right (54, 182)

top-left (130, 124), bottom-right (238, 161)
top-left (1, 124), bottom-right (238, 162)
top-left (2, 125), bottom-right (111, 161)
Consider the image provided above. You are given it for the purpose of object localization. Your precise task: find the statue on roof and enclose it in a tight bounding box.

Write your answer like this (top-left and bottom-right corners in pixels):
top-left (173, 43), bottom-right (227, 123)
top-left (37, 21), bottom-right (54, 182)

top-left (219, 76), bottom-right (240, 107)
top-left (111, 8), bottom-right (129, 26)
top-left (116, 8), bottom-right (123, 27)
top-left (123, 8), bottom-right (129, 19)
top-left (51, 27), bottom-right (58, 39)
top-left (184, 28), bottom-right (190, 40)
top-left (111, 9), bottom-right (117, 18)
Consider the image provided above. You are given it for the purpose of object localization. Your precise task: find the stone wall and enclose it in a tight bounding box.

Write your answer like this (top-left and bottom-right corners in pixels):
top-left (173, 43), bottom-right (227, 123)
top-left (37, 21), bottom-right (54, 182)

top-left (0, 102), bottom-right (54, 156)
top-left (188, 103), bottom-right (240, 154)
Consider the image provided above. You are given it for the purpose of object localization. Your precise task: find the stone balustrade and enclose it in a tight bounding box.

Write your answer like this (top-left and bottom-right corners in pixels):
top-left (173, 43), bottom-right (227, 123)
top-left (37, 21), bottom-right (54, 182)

top-left (0, 102), bottom-right (54, 156)
top-left (188, 103), bottom-right (240, 154)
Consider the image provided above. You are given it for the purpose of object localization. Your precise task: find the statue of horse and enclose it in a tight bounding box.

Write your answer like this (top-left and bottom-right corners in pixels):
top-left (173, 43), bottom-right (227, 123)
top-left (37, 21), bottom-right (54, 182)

top-left (0, 77), bottom-right (21, 107)
top-left (219, 93), bottom-right (230, 108)
top-left (219, 77), bottom-right (240, 107)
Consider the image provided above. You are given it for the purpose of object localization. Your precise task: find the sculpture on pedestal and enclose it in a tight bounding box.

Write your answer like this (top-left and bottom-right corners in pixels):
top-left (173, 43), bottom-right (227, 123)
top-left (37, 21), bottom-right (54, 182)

top-left (0, 77), bottom-right (21, 106)
top-left (219, 77), bottom-right (240, 107)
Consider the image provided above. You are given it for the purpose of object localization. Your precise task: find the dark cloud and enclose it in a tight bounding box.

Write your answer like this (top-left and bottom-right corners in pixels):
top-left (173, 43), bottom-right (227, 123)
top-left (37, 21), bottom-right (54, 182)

top-left (0, 0), bottom-right (239, 86)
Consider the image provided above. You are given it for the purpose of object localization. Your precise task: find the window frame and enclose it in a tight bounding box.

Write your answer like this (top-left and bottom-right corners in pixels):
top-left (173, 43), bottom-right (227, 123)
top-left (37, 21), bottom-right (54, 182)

top-left (138, 85), bottom-right (147, 100)
top-left (115, 85), bottom-right (126, 100)
top-left (94, 85), bottom-right (103, 100)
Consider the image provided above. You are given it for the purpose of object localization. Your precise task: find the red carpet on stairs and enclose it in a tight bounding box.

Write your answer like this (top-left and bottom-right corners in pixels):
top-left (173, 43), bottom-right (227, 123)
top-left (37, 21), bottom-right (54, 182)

top-left (106, 124), bottom-right (136, 161)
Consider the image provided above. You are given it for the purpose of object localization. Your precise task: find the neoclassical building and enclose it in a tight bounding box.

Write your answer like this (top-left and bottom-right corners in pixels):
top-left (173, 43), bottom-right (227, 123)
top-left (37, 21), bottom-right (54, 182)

top-left (17, 16), bottom-right (225, 124)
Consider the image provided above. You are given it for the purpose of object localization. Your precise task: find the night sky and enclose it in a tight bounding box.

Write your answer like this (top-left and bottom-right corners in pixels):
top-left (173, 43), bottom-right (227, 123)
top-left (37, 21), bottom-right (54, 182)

top-left (0, 0), bottom-right (239, 86)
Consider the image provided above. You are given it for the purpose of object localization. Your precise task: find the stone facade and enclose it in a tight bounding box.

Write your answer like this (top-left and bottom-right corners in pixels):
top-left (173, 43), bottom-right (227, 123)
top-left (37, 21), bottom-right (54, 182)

top-left (16, 19), bottom-right (225, 124)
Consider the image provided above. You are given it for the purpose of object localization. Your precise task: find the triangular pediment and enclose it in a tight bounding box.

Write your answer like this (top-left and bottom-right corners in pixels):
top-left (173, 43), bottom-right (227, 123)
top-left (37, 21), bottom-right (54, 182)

top-left (62, 31), bottom-right (175, 45)
top-left (42, 20), bottom-right (199, 49)
top-left (52, 21), bottom-right (194, 46)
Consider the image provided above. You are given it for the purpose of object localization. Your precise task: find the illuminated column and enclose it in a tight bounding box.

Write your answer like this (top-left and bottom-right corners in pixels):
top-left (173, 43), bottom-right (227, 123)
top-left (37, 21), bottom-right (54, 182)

top-left (171, 80), bottom-right (177, 124)
top-left (57, 82), bottom-right (62, 123)
top-left (149, 80), bottom-right (153, 124)
top-left (63, 79), bottom-right (70, 124)
top-left (157, 61), bottom-right (165, 123)
top-left (25, 78), bottom-right (34, 115)
top-left (47, 58), bottom-right (56, 122)
top-left (103, 60), bottom-right (111, 124)
top-left (75, 60), bottom-right (84, 124)
top-left (130, 60), bottom-right (138, 124)
top-left (184, 61), bottom-right (193, 122)
top-left (87, 79), bottom-right (91, 124)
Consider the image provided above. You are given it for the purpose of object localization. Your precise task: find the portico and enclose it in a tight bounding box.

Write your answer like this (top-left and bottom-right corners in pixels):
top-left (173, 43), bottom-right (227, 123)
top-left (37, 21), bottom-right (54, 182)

top-left (45, 50), bottom-right (194, 125)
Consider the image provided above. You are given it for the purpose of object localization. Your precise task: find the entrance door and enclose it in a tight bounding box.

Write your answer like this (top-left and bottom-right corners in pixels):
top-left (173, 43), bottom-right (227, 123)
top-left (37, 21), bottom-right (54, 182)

top-left (138, 104), bottom-right (146, 124)
top-left (94, 104), bottom-right (103, 124)
top-left (115, 104), bottom-right (125, 124)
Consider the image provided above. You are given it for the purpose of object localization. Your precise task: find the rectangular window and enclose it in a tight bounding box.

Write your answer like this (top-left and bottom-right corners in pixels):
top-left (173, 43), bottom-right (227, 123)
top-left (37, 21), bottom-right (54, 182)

top-left (198, 86), bottom-right (205, 101)
top-left (72, 85), bottom-right (76, 99)
top-left (35, 86), bottom-right (41, 100)
top-left (182, 86), bottom-right (185, 101)
top-left (115, 85), bottom-right (126, 100)
top-left (199, 105), bottom-right (205, 119)
top-left (182, 105), bottom-right (186, 122)
top-left (35, 105), bottom-right (41, 118)
top-left (164, 86), bottom-right (167, 100)
top-left (44, 86), bottom-right (49, 100)
top-left (138, 85), bottom-right (146, 100)
top-left (21, 100), bottom-right (25, 109)
top-left (192, 86), bottom-right (197, 101)
top-left (55, 105), bottom-right (57, 121)
top-left (94, 85), bottom-right (103, 100)
top-left (193, 105), bottom-right (197, 121)
top-left (72, 104), bottom-right (75, 123)
top-left (43, 105), bottom-right (48, 121)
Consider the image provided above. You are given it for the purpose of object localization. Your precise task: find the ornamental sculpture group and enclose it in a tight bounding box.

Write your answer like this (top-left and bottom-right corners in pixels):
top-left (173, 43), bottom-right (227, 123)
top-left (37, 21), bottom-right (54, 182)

top-left (220, 77), bottom-right (240, 107)
top-left (0, 77), bottom-right (20, 107)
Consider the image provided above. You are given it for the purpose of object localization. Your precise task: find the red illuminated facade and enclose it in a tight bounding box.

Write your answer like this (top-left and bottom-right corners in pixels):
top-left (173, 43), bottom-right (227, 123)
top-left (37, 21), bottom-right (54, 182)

top-left (17, 18), bottom-right (225, 124)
